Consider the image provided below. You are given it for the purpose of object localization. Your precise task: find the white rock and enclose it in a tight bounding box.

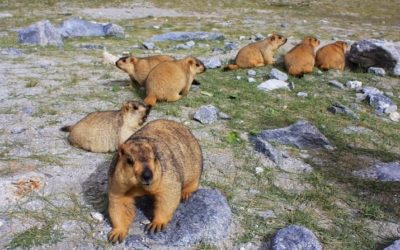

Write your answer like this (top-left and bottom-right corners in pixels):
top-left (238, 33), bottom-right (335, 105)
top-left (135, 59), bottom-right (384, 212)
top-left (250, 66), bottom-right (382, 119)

top-left (255, 167), bottom-right (264, 174)
top-left (247, 69), bottom-right (256, 77)
top-left (346, 80), bottom-right (362, 89)
top-left (248, 77), bottom-right (256, 83)
top-left (236, 76), bottom-right (242, 80)
top-left (297, 92), bottom-right (308, 98)
top-left (257, 79), bottom-right (290, 91)
top-left (389, 112), bottom-right (400, 122)
top-left (90, 212), bottom-right (104, 222)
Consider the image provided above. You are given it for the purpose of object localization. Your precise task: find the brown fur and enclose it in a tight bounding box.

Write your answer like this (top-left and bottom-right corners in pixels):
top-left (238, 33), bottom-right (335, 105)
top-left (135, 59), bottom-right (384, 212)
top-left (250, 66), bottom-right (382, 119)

top-left (61, 101), bottom-right (150, 153)
top-left (316, 41), bottom-right (348, 71)
top-left (107, 119), bottom-right (203, 243)
top-left (144, 56), bottom-right (205, 106)
top-left (284, 36), bottom-right (321, 77)
top-left (223, 34), bottom-right (287, 70)
top-left (115, 55), bottom-right (175, 86)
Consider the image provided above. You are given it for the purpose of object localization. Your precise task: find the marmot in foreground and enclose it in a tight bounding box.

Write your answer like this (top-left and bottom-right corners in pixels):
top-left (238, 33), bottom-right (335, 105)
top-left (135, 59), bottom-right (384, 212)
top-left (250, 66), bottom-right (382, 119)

top-left (61, 101), bottom-right (150, 153)
top-left (115, 55), bottom-right (175, 86)
top-left (316, 41), bottom-right (348, 71)
top-left (144, 56), bottom-right (205, 106)
top-left (284, 36), bottom-right (320, 77)
top-left (224, 34), bottom-right (287, 70)
top-left (107, 119), bottom-right (203, 243)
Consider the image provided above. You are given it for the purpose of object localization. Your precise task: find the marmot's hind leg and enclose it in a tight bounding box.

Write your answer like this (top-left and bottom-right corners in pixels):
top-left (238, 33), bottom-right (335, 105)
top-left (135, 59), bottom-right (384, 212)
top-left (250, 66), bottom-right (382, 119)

top-left (181, 178), bottom-right (199, 201)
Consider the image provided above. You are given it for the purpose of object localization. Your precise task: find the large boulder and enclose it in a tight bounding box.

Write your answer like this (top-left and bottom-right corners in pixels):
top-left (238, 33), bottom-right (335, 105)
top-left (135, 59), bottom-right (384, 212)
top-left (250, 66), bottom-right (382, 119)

top-left (348, 39), bottom-right (400, 76)
top-left (384, 239), bottom-right (400, 250)
top-left (353, 162), bottom-right (400, 182)
top-left (148, 31), bottom-right (224, 42)
top-left (18, 20), bottom-right (63, 46)
top-left (59, 18), bottom-right (124, 38)
top-left (272, 225), bottom-right (322, 250)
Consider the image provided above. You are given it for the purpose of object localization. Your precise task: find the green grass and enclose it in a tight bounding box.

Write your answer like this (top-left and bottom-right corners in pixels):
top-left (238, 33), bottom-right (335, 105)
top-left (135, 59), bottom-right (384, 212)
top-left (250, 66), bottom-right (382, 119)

top-left (8, 223), bottom-right (63, 249)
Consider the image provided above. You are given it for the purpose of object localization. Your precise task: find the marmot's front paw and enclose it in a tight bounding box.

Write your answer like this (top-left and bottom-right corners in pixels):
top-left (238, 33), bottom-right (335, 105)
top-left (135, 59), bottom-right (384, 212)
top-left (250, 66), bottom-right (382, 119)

top-left (145, 220), bottom-right (167, 233)
top-left (108, 228), bottom-right (128, 243)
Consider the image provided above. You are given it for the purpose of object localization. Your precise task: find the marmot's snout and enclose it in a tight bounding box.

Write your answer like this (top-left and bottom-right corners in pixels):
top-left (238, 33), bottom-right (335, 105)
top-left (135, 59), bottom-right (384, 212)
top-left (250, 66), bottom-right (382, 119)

top-left (141, 168), bottom-right (153, 185)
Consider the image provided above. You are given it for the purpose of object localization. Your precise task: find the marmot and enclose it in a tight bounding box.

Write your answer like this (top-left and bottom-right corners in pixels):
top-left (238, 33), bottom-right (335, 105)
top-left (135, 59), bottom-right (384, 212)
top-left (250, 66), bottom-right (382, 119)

top-left (284, 36), bottom-right (320, 77)
top-left (107, 119), bottom-right (202, 243)
top-left (223, 34), bottom-right (287, 70)
top-left (144, 56), bottom-right (205, 106)
top-left (316, 41), bottom-right (348, 71)
top-left (115, 55), bottom-right (175, 86)
top-left (61, 101), bottom-right (150, 153)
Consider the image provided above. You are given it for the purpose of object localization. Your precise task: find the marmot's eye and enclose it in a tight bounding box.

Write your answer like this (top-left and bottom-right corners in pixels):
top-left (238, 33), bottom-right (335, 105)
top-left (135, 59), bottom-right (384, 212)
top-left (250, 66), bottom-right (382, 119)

top-left (133, 105), bottom-right (138, 110)
top-left (126, 157), bottom-right (134, 165)
top-left (196, 63), bottom-right (200, 67)
top-left (122, 59), bottom-right (126, 63)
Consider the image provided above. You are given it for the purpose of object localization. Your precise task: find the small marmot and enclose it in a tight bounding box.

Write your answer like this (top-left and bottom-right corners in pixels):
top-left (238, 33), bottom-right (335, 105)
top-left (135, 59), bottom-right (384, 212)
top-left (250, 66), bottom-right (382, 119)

top-left (144, 56), bottom-right (205, 106)
top-left (61, 101), bottom-right (150, 153)
top-left (224, 34), bottom-right (287, 70)
top-left (115, 55), bottom-right (175, 86)
top-left (316, 41), bottom-right (348, 71)
top-left (284, 36), bottom-right (320, 77)
top-left (107, 119), bottom-right (202, 243)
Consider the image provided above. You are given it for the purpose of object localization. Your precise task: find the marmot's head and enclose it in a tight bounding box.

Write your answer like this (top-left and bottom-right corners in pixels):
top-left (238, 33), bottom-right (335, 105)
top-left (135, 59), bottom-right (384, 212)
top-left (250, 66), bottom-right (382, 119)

top-left (303, 36), bottom-right (320, 48)
top-left (117, 141), bottom-right (161, 187)
top-left (335, 41), bottom-right (348, 52)
top-left (121, 101), bottom-right (151, 127)
top-left (116, 56), bottom-right (137, 75)
top-left (267, 34), bottom-right (287, 49)
top-left (185, 56), bottom-right (206, 74)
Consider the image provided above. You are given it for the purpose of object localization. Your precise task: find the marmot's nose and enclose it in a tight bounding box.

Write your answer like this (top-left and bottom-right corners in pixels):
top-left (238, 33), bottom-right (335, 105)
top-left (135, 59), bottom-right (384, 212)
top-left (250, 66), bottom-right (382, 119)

top-left (141, 168), bottom-right (153, 182)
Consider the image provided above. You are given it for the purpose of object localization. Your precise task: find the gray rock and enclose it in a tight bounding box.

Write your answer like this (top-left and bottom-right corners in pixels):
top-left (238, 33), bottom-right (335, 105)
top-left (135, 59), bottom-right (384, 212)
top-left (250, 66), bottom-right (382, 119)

top-left (327, 102), bottom-right (359, 120)
top-left (193, 105), bottom-right (219, 124)
top-left (384, 239), bottom-right (400, 250)
top-left (368, 67), bottom-right (386, 76)
top-left (354, 162), bottom-right (400, 182)
top-left (59, 18), bottom-right (124, 38)
top-left (176, 43), bottom-right (191, 50)
top-left (248, 77), bottom-right (256, 83)
top-left (186, 40), bottom-right (195, 48)
top-left (328, 80), bottom-right (345, 89)
top-left (257, 79), bottom-right (290, 92)
top-left (348, 39), bottom-right (400, 76)
top-left (224, 42), bottom-right (237, 51)
top-left (255, 33), bottom-right (265, 40)
top-left (201, 57), bottom-right (222, 69)
top-left (297, 92), bottom-right (308, 98)
top-left (272, 225), bottom-right (322, 250)
top-left (78, 44), bottom-right (104, 50)
top-left (90, 212), bottom-right (104, 222)
top-left (346, 80), bottom-right (362, 89)
top-left (103, 23), bottom-right (125, 38)
top-left (149, 31), bottom-right (224, 42)
top-left (257, 120), bottom-right (333, 150)
top-left (18, 20), bottom-right (63, 46)
top-left (10, 127), bottom-right (26, 134)
top-left (1, 48), bottom-right (24, 57)
top-left (142, 42), bottom-right (155, 50)
top-left (247, 69), bottom-right (256, 77)
top-left (269, 68), bottom-right (288, 81)
top-left (281, 23), bottom-right (289, 28)
top-left (385, 92), bottom-right (394, 97)
top-left (218, 112), bottom-right (231, 120)
top-left (251, 136), bottom-right (283, 166)
top-left (362, 86), bottom-right (382, 96)
top-left (343, 126), bottom-right (372, 134)
top-left (367, 93), bottom-right (397, 114)
top-left (125, 235), bottom-right (149, 250)
top-left (21, 106), bottom-right (35, 116)
top-left (258, 210), bottom-right (277, 220)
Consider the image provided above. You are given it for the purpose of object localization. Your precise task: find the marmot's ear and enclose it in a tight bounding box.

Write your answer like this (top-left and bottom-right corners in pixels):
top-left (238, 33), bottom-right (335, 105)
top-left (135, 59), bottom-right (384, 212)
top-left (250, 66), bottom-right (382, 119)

top-left (270, 35), bottom-right (275, 41)
top-left (130, 57), bottom-right (137, 64)
top-left (122, 102), bottom-right (130, 112)
top-left (118, 144), bottom-right (125, 158)
top-left (188, 58), bottom-right (195, 65)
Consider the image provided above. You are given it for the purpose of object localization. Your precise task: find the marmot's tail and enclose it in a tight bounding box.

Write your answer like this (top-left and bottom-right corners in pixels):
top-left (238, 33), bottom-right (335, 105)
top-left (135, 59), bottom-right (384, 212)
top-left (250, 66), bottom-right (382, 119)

top-left (60, 126), bottom-right (72, 132)
top-left (223, 64), bottom-right (239, 71)
top-left (144, 95), bottom-right (157, 107)
top-left (287, 65), bottom-right (304, 77)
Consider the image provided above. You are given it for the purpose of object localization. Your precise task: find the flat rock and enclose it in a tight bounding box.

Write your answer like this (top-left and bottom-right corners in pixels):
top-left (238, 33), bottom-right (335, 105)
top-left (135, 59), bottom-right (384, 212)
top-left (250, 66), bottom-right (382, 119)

top-left (142, 42), bottom-right (155, 50)
top-left (346, 80), bottom-right (362, 89)
top-left (297, 92), bottom-right (308, 98)
top-left (18, 20), bottom-right (63, 46)
top-left (248, 69), bottom-right (256, 77)
top-left (328, 80), bottom-right (345, 89)
top-left (149, 31), bottom-right (224, 42)
top-left (368, 67), bottom-right (386, 76)
top-left (272, 225), bottom-right (322, 250)
top-left (1, 48), bottom-right (24, 57)
top-left (251, 136), bottom-right (283, 166)
top-left (343, 126), bottom-right (372, 134)
top-left (257, 120), bottom-right (333, 150)
top-left (269, 68), bottom-right (288, 81)
top-left (201, 57), bottom-right (222, 69)
top-left (257, 79), bottom-right (290, 92)
top-left (354, 162), bottom-right (400, 181)
top-left (193, 105), bottom-right (219, 124)
top-left (59, 17), bottom-right (124, 38)
top-left (327, 102), bottom-right (359, 120)
top-left (384, 239), bottom-right (400, 250)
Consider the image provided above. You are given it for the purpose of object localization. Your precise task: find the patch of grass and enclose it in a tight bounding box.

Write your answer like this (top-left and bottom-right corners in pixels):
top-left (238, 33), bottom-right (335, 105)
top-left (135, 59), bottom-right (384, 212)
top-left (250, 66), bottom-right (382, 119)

top-left (25, 78), bottom-right (39, 88)
top-left (8, 223), bottom-right (63, 249)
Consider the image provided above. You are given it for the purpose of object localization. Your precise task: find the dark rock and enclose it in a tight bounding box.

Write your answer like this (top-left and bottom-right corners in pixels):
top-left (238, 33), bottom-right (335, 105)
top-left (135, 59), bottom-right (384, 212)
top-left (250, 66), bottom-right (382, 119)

top-left (272, 225), bottom-right (322, 250)
top-left (148, 31), bottom-right (224, 42)
top-left (354, 162), bottom-right (400, 182)
top-left (78, 44), bottom-right (104, 50)
top-left (327, 102), bottom-right (359, 120)
top-left (328, 80), bottom-right (345, 89)
top-left (251, 136), bottom-right (284, 166)
top-left (142, 42), bottom-right (155, 50)
top-left (368, 67), bottom-right (386, 76)
top-left (367, 93), bottom-right (397, 114)
top-left (59, 18), bottom-right (124, 38)
top-left (280, 23), bottom-right (289, 28)
top-left (193, 105), bottom-right (219, 124)
top-left (18, 20), bottom-right (63, 46)
top-left (257, 120), bottom-right (333, 150)
top-left (347, 39), bottom-right (400, 76)
top-left (269, 68), bottom-right (288, 81)
top-left (212, 47), bottom-right (224, 53)
top-left (384, 239), bottom-right (400, 250)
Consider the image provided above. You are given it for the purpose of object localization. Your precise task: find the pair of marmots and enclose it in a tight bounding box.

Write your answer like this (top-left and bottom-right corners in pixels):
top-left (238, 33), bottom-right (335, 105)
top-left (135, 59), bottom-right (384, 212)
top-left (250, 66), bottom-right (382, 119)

top-left (116, 55), bottom-right (205, 106)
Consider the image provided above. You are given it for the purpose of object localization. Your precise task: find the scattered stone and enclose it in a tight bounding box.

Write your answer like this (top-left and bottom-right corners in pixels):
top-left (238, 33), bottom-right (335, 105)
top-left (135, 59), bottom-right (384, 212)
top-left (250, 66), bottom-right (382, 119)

top-left (212, 47), bottom-right (223, 53)
top-left (90, 212), bottom-right (104, 222)
top-left (385, 92), bottom-right (394, 97)
top-left (0, 12), bottom-right (12, 18)
top-left (1, 48), bottom-right (24, 57)
top-left (368, 67), bottom-right (386, 76)
top-left (297, 92), bottom-right (308, 98)
top-left (251, 136), bottom-right (283, 166)
top-left (10, 127), bottom-right (26, 134)
top-left (348, 39), bottom-right (400, 76)
top-left (148, 31), bottom-right (224, 42)
top-left (224, 42), bottom-right (237, 51)
top-left (255, 33), bottom-right (265, 40)
top-left (269, 68), bottom-right (288, 81)
top-left (141, 41), bottom-right (155, 50)
top-left (218, 112), bottom-right (231, 120)
top-left (272, 225), bottom-right (322, 250)
top-left (346, 80), bottom-right (362, 89)
top-left (152, 25), bottom-right (160, 29)
top-left (367, 92), bottom-right (397, 114)
top-left (280, 23), bottom-right (289, 28)
top-left (18, 20), bottom-right (63, 46)
top-left (248, 77), bottom-right (256, 83)
top-left (257, 120), bottom-right (333, 150)
top-left (354, 162), bottom-right (400, 182)
top-left (198, 43), bottom-right (210, 49)
top-left (257, 79), bottom-right (290, 92)
top-left (343, 126), bottom-right (372, 134)
top-left (236, 76), bottom-right (242, 80)
top-left (239, 36), bottom-right (246, 40)
top-left (186, 40), bottom-right (195, 48)
top-left (201, 57), bottom-right (222, 69)
top-left (103, 23), bottom-right (125, 38)
top-left (327, 102), bottom-right (359, 120)
top-left (384, 239), bottom-right (400, 250)
top-left (289, 81), bottom-right (295, 90)
top-left (193, 105), bottom-right (219, 124)
top-left (389, 112), bottom-right (400, 122)
top-left (176, 43), bottom-right (191, 50)
top-left (59, 17), bottom-right (124, 38)
top-left (78, 44), bottom-right (104, 50)
top-left (362, 86), bottom-right (382, 96)
top-left (328, 80), bottom-right (345, 89)
top-left (247, 69), bottom-right (256, 77)
top-left (255, 167), bottom-right (264, 174)
top-left (258, 210), bottom-right (277, 220)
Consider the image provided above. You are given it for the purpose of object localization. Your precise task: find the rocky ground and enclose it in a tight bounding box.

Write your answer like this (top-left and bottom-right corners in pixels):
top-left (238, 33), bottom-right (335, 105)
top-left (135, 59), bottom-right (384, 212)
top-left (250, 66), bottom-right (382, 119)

top-left (0, 1), bottom-right (400, 249)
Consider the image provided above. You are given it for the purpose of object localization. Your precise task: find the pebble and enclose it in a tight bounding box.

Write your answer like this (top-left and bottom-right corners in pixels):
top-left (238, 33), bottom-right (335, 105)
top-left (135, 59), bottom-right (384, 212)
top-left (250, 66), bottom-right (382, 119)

top-left (255, 167), bottom-right (264, 174)
top-left (346, 80), bottom-right (362, 89)
top-left (247, 70), bottom-right (256, 77)
top-left (389, 112), bottom-right (400, 122)
top-left (328, 80), bottom-right (345, 89)
top-left (248, 77), bottom-right (256, 83)
top-left (90, 212), bottom-right (104, 222)
top-left (297, 92), bottom-right (308, 98)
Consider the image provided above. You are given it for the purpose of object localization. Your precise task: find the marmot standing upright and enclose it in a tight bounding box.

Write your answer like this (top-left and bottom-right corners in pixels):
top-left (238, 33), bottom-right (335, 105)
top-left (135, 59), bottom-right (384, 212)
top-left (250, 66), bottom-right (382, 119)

top-left (107, 119), bottom-right (203, 243)
top-left (316, 41), bottom-right (348, 71)
top-left (144, 56), bottom-right (205, 106)
top-left (61, 101), bottom-right (150, 153)
top-left (284, 36), bottom-right (320, 77)
top-left (224, 34), bottom-right (287, 70)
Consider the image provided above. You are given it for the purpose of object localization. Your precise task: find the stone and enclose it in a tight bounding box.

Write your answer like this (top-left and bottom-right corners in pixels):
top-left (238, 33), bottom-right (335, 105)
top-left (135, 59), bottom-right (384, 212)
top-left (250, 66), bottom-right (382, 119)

top-left (258, 210), bottom-right (277, 219)
top-left (78, 44), bottom-right (104, 50)
top-left (384, 239), bottom-right (400, 250)
top-left (257, 120), bottom-right (333, 150)
top-left (354, 162), bottom-right (400, 182)
top-left (224, 42), bottom-right (237, 51)
top-left (255, 33), bottom-right (265, 40)
top-left (248, 77), bottom-right (256, 83)
top-left (193, 105), bottom-right (219, 124)
top-left (368, 67), bottom-right (386, 76)
top-left (367, 93), bottom-right (397, 114)
top-left (389, 112), bottom-right (400, 122)
top-left (346, 80), bottom-right (362, 89)
top-left (255, 167), bottom-right (264, 174)
top-left (218, 112), bottom-right (231, 120)
top-left (176, 43), bottom-right (191, 50)
top-left (90, 212), bottom-right (104, 222)
top-left (327, 102), bottom-right (359, 120)
top-left (186, 40), bottom-right (195, 48)
top-left (297, 92), bottom-right (308, 98)
top-left (347, 39), bottom-right (400, 76)
top-left (247, 69), bottom-right (256, 77)
top-left (269, 68), bottom-right (288, 81)
top-left (142, 42), bottom-right (155, 50)
top-left (201, 57), bottom-right (222, 69)
top-left (103, 23), bottom-right (125, 38)
top-left (281, 23), bottom-right (289, 28)
top-left (328, 80), bottom-right (345, 89)
top-left (251, 136), bottom-right (283, 166)
top-left (362, 86), bottom-right (382, 96)
top-left (1, 48), bottom-right (23, 57)
top-left (257, 79), bottom-right (290, 92)
top-left (343, 126), bottom-right (372, 134)
top-left (149, 31), bottom-right (224, 42)
top-left (0, 12), bottom-right (12, 18)
top-left (10, 127), bottom-right (26, 134)
top-left (272, 225), bottom-right (322, 250)
top-left (59, 17), bottom-right (124, 38)
top-left (18, 20), bottom-right (63, 46)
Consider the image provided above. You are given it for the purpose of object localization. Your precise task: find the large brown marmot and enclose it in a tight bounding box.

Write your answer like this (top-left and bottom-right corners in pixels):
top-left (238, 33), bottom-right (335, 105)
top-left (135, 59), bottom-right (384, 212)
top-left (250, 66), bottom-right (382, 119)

top-left (316, 41), bottom-right (348, 71)
top-left (284, 36), bottom-right (320, 77)
top-left (224, 34), bottom-right (287, 70)
top-left (61, 101), bottom-right (150, 153)
top-left (107, 119), bottom-right (203, 243)
top-left (143, 56), bottom-right (205, 106)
